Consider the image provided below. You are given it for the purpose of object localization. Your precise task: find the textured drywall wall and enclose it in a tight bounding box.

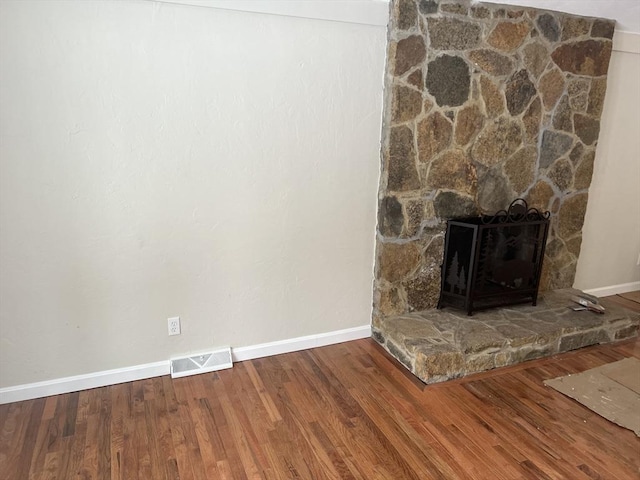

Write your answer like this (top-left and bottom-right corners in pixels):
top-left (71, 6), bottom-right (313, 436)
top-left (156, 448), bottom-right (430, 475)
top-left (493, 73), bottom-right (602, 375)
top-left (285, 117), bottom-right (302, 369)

top-left (574, 44), bottom-right (640, 291)
top-left (0, 0), bottom-right (386, 387)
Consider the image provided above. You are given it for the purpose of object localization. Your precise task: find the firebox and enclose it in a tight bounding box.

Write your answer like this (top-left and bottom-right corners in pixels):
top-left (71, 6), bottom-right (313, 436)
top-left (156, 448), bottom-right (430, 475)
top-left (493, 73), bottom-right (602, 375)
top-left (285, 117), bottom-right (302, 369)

top-left (437, 199), bottom-right (550, 316)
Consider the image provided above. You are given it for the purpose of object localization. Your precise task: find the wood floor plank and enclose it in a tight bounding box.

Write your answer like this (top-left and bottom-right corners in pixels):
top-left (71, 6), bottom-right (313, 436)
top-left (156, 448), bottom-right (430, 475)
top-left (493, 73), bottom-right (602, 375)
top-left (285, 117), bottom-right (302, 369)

top-left (619, 291), bottom-right (640, 304)
top-left (166, 383), bottom-right (196, 480)
top-left (65, 413), bottom-right (88, 480)
top-left (605, 293), bottom-right (640, 312)
top-left (11, 398), bottom-right (45, 480)
top-left (22, 401), bottom-right (52, 480)
top-left (1, 299), bottom-right (639, 479)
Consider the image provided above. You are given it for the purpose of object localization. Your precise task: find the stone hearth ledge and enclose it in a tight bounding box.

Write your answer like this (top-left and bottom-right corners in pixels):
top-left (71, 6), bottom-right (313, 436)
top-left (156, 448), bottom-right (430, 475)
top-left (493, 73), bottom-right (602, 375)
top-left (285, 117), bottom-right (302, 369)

top-left (372, 289), bottom-right (639, 384)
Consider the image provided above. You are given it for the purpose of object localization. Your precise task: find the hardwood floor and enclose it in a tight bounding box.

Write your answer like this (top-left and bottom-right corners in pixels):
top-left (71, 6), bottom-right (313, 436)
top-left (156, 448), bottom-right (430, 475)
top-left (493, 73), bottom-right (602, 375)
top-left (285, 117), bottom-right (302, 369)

top-left (2, 295), bottom-right (639, 479)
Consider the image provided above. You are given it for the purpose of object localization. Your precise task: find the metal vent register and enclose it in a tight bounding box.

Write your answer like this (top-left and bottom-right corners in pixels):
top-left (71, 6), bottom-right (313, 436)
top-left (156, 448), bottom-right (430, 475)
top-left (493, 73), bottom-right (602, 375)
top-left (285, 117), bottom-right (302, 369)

top-left (170, 347), bottom-right (233, 378)
top-left (438, 199), bottom-right (550, 316)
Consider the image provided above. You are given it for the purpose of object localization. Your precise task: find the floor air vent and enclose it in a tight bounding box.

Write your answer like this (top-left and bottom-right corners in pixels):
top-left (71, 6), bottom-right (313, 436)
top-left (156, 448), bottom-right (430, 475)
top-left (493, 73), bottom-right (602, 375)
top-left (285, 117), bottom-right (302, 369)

top-left (170, 347), bottom-right (233, 379)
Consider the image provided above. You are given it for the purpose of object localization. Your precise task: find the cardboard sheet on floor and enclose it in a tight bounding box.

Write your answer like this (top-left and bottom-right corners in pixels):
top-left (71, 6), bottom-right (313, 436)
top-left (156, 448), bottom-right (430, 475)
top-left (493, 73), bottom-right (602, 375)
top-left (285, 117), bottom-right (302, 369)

top-left (544, 357), bottom-right (640, 436)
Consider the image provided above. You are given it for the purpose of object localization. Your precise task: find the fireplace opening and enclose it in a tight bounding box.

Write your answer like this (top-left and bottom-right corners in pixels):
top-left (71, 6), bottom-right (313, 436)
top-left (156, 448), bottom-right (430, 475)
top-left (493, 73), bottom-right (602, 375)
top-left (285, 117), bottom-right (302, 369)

top-left (438, 199), bottom-right (550, 315)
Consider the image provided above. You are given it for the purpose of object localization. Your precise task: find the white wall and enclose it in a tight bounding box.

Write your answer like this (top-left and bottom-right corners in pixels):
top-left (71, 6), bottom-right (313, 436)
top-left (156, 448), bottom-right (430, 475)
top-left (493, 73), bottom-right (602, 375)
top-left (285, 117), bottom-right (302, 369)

top-left (0, 0), bottom-right (387, 389)
top-left (574, 36), bottom-right (640, 293)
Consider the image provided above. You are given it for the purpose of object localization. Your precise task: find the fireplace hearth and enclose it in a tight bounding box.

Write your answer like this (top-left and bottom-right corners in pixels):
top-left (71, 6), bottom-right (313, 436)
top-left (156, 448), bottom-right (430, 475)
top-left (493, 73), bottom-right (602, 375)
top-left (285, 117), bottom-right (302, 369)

top-left (373, 289), bottom-right (639, 385)
top-left (438, 199), bottom-right (550, 315)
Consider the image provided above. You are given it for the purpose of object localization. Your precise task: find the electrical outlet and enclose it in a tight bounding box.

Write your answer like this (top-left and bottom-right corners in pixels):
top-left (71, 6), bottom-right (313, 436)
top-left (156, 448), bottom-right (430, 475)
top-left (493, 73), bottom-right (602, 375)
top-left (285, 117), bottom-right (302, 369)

top-left (168, 317), bottom-right (181, 336)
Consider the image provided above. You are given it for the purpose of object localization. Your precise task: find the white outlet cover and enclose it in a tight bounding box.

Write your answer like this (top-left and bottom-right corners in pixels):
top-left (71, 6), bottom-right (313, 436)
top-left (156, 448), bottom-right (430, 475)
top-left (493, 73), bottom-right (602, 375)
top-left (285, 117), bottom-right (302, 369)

top-left (168, 316), bottom-right (181, 335)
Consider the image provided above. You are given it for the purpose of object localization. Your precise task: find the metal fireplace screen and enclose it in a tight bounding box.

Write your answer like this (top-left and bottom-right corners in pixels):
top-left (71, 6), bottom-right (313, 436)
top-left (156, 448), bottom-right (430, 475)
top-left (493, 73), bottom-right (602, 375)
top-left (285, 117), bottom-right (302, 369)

top-left (438, 199), bottom-right (550, 315)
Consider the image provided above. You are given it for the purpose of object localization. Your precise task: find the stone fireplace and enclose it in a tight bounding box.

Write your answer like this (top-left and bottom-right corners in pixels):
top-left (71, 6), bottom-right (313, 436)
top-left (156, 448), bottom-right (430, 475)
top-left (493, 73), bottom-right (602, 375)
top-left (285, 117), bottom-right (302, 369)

top-left (372, 0), bottom-right (639, 383)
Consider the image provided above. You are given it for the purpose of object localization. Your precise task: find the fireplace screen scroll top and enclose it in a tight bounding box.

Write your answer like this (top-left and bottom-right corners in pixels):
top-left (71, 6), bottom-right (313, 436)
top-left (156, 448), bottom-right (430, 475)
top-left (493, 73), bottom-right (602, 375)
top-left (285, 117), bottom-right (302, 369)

top-left (438, 199), bottom-right (550, 316)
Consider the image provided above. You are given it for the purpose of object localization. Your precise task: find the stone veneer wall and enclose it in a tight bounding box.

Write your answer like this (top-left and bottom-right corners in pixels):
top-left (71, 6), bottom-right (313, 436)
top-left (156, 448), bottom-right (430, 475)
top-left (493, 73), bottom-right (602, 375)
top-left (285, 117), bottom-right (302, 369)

top-left (373, 0), bottom-right (615, 325)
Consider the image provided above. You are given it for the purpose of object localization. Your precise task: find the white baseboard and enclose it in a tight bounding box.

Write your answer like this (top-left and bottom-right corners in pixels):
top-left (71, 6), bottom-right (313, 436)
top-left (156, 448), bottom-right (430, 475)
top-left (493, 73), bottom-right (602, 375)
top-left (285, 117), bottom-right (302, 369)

top-left (232, 324), bottom-right (372, 362)
top-left (0, 324), bottom-right (372, 405)
top-left (0, 361), bottom-right (169, 405)
top-left (582, 281), bottom-right (640, 298)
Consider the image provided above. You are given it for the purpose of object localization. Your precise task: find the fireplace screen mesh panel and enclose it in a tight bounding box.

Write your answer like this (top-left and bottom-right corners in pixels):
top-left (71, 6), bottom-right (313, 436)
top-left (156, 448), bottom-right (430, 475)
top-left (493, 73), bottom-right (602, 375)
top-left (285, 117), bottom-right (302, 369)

top-left (438, 199), bottom-right (550, 315)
